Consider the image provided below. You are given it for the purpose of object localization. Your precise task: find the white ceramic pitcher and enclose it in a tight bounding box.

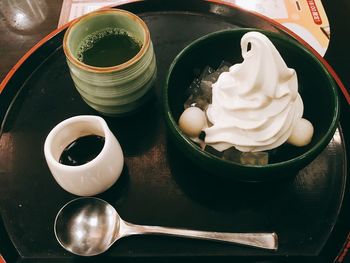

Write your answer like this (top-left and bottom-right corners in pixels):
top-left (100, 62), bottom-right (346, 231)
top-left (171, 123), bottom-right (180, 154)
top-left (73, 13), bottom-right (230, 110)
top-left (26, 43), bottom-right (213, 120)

top-left (44, 115), bottom-right (124, 196)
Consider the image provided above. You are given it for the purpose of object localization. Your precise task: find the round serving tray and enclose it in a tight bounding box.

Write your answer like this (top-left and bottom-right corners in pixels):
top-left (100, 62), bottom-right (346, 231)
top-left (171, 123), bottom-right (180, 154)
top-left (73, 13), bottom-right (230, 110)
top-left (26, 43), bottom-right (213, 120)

top-left (0, 1), bottom-right (348, 262)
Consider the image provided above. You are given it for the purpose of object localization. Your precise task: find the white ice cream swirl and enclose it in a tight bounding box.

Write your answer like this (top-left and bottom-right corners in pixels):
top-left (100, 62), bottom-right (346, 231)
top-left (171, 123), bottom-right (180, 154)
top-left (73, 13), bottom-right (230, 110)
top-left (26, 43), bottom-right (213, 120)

top-left (205, 31), bottom-right (304, 152)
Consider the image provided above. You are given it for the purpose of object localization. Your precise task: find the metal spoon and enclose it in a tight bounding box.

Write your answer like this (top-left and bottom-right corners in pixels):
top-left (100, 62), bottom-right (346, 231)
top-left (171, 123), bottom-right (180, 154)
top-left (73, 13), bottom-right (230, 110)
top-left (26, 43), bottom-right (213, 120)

top-left (54, 197), bottom-right (278, 256)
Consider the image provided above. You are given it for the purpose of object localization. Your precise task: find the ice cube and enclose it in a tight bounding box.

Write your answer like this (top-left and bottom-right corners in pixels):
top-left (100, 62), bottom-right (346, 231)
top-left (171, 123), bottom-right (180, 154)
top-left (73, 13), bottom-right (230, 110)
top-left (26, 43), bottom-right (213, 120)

top-left (202, 65), bottom-right (230, 83)
top-left (200, 80), bottom-right (213, 99)
top-left (184, 95), bottom-right (210, 110)
top-left (218, 60), bottom-right (233, 69)
top-left (200, 66), bottom-right (215, 79)
top-left (240, 152), bottom-right (269, 165)
top-left (204, 145), bottom-right (223, 158)
top-left (184, 95), bottom-right (195, 109)
top-left (184, 62), bottom-right (232, 111)
top-left (222, 147), bottom-right (241, 163)
top-left (185, 77), bottom-right (201, 97)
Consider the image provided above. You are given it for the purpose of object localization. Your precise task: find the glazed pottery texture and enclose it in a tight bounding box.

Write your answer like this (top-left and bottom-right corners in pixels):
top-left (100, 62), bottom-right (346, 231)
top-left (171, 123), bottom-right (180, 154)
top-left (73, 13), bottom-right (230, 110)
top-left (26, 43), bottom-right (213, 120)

top-left (63, 9), bottom-right (157, 116)
top-left (164, 29), bottom-right (339, 182)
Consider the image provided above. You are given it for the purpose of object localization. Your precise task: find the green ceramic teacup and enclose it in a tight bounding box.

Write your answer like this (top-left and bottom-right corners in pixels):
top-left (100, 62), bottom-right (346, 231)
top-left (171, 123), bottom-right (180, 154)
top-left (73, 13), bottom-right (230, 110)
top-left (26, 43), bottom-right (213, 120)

top-left (63, 9), bottom-right (157, 116)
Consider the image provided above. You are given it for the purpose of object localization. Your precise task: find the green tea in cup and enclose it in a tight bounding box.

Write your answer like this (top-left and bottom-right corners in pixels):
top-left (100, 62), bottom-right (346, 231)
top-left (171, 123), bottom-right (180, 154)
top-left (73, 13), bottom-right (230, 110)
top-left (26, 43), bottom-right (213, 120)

top-left (63, 9), bottom-right (157, 116)
top-left (76, 27), bottom-right (142, 67)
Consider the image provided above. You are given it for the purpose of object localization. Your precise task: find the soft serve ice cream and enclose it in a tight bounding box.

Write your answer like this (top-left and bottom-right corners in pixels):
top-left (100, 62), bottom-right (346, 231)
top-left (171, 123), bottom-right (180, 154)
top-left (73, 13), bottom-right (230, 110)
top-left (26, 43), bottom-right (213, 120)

top-left (204, 31), bottom-right (310, 152)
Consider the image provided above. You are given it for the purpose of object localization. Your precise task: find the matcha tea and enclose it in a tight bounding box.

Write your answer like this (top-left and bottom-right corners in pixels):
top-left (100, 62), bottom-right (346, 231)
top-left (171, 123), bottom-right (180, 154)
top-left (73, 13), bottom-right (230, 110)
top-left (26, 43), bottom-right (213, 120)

top-left (76, 27), bottom-right (142, 67)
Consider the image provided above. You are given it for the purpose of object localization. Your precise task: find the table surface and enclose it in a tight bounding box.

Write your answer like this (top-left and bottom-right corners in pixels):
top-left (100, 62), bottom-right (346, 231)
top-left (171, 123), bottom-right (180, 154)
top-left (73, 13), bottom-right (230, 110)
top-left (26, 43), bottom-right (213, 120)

top-left (0, 0), bottom-right (349, 262)
top-left (0, 0), bottom-right (349, 96)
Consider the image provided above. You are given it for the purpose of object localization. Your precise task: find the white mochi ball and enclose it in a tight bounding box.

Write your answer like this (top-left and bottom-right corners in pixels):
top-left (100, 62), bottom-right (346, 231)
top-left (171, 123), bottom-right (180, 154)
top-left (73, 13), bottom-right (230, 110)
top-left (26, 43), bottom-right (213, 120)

top-left (179, 107), bottom-right (206, 138)
top-left (287, 118), bottom-right (314, 147)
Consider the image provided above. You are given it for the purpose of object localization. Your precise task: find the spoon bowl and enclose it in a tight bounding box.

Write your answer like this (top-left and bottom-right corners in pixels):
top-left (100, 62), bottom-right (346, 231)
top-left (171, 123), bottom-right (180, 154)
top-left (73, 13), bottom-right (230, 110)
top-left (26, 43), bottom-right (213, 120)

top-left (54, 197), bottom-right (278, 256)
top-left (54, 197), bottom-right (119, 256)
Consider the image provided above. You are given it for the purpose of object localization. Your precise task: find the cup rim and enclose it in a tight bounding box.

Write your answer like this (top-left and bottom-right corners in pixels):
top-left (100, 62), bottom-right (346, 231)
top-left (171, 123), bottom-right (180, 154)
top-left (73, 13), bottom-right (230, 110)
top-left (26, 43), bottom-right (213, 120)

top-left (63, 8), bottom-right (150, 73)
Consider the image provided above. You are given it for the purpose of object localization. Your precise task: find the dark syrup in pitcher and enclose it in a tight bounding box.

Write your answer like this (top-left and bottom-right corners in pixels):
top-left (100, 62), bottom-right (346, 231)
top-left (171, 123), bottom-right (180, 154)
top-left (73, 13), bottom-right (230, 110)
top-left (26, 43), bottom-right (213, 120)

top-left (59, 135), bottom-right (105, 166)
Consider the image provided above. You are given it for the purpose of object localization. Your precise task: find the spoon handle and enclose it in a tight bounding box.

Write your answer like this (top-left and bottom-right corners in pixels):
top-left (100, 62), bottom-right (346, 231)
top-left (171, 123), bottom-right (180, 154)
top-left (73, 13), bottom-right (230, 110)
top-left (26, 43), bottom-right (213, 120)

top-left (122, 221), bottom-right (278, 250)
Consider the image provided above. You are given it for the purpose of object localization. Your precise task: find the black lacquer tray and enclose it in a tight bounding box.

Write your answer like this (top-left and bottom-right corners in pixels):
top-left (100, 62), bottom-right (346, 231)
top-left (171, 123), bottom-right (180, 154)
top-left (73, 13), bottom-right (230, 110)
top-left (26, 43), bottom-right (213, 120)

top-left (0, 1), bottom-right (349, 262)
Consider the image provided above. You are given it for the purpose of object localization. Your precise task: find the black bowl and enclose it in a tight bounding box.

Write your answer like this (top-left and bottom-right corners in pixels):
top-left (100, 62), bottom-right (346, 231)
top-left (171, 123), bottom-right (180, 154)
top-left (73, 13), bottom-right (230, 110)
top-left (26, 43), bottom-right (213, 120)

top-left (164, 29), bottom-right (340, 182)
